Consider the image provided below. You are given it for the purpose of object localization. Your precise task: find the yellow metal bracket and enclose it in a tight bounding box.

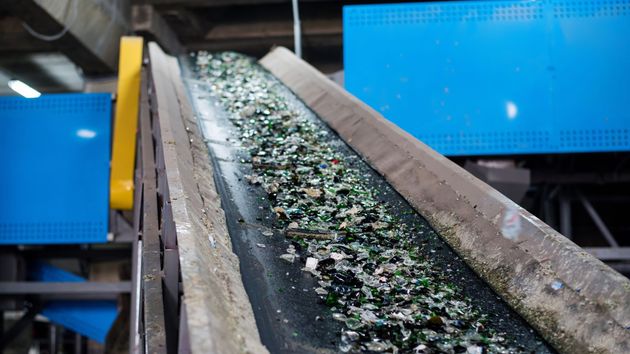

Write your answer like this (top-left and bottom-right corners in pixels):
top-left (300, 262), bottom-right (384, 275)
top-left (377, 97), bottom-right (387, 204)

top-left (110, 36), bottom-right (143, 210)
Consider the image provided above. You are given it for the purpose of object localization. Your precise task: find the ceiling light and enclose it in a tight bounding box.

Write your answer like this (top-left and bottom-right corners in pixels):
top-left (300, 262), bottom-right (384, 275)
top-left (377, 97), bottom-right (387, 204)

top-left (8, 79), bottom-right (41, 98)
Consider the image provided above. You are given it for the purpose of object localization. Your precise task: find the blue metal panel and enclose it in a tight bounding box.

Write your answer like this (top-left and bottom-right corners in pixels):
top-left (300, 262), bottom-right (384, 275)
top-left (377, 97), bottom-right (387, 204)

top-left (343, 0), bottom-right (630, 155)
top-left (29, 262), bottom-right (118, 344)
top-left (0, 93), bottom-right (111, 244)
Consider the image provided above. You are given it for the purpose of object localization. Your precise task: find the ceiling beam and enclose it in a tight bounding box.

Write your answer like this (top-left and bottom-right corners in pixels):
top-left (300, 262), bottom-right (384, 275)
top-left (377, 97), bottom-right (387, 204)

top-left (132, 5), bottom-right (183, 55)
top-left (203, 19), bottom-right (341, 41)
top-left (184, 34), bottom-right (342, 59)
top-left (3, 0), bottom-right (131, 75)
top-left (133, 0), bottom-right (333, 7)
top-left (159, 8), bottom-right (207, 37)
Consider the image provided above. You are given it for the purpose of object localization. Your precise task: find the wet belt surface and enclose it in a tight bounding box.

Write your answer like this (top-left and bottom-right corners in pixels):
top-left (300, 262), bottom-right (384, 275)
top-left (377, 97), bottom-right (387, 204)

top-left (181, 53), bottom-right (553, 354)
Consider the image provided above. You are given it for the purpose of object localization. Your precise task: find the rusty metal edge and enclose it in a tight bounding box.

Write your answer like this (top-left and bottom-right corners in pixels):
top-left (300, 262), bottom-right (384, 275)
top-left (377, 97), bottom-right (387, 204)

top-left (147, 42), bottom-right (268, 354)
top-left (259, 47), bottom-right (630, 354)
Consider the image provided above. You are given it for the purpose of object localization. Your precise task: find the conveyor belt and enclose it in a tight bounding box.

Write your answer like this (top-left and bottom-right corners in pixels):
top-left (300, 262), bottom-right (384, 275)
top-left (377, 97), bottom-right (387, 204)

top-left (144, 43), bottom-right (630, 354)
top-left (181, 53), bottom-right (552, 353)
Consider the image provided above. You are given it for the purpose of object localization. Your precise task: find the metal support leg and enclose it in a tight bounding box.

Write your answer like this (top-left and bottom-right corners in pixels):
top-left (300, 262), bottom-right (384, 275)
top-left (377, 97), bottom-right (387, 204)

top-left (74, 332), bottom-right (83, 354)
top-left (559, 189), bottom-right (572, 239)
top-left (0, 302), bottom-right (43, 351)
top-left (49, 324), bottom-right (59, 354)
top-left (0, 310), bottom-right (4, 343)
top-left (577, 192), bottom-right (620, 248)
top-left (130, 237), bottom-right (143, 354)
top-left (543, 185), bottom-right (559, 230)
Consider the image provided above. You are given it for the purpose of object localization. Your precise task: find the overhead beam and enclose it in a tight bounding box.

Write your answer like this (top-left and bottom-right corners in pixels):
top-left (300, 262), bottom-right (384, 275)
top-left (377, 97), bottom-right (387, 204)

top-left (132, 5), bottom-right (183, 55)
top-left (159, 8), bottom-right (207, 37)
top-left (184, 18), bottom-right (341, 55)
top-left (185, 34), bottom-right (341, 55)
top-left (204, 19), bottom-right (340, 40)
top-left (3, 0), bottom-right (130, 75)
top-left (133, 0), bottom-right (332, 7)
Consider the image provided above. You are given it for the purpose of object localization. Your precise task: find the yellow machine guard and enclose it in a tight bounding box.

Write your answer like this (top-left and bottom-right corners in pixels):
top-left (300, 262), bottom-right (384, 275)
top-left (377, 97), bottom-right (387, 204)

top-left (110, 36), bottom-right (143, 210)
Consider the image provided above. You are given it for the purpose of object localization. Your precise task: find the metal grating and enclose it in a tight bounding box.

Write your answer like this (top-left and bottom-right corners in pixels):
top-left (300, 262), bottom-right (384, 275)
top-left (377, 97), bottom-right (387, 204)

top-left (0, 94), bottom-right (109, 113)
top-left (0, 93), bottom-right (111, 244)
top-left (553, 0), bottom-right (630, 18)
top-left (345, 3), bottom-right (545, 25)
top-left (344, 0), bottom-right (630, 155)
top-left (0, 222), bottom-right (107, 242)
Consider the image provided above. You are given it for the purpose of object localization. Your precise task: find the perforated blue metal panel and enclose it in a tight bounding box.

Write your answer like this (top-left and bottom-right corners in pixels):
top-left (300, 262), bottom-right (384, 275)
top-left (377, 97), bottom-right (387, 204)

top-left (0, 93), bottom-right (111, 244)
top-left (344, 0), bottom-right (630, 155)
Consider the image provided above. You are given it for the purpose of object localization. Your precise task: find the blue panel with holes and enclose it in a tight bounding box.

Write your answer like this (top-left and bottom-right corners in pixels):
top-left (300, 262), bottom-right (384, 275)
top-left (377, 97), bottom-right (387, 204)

top-left (343, 0), bottom-right (630, 155)
top-left (0, 93), bottom-right (111, 244)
